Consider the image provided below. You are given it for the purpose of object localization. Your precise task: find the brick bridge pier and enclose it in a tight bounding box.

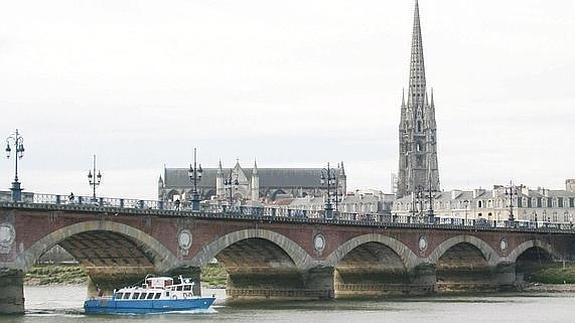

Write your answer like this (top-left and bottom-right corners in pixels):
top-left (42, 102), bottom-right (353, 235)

top-left (1, 202), bottom-right (575, 314)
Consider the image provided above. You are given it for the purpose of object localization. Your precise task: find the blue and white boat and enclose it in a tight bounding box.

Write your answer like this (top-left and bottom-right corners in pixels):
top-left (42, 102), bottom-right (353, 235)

top-left (84, 276), bottom-right (216, 314)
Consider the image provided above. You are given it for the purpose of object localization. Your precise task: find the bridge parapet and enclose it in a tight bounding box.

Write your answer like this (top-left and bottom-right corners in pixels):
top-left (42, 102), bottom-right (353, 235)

top-left (2, 198), bottom-right (575, 234)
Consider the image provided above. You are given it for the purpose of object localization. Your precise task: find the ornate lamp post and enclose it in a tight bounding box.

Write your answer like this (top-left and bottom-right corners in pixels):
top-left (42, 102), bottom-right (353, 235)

top-left (505, 181), bottom-right (517, 226)
top-left (223, 170), bottom-right (239, 206)
top-left (464, 200), bottom-right (470, 224)
top-left (187, 148), bottom-right (203, 211)
top-left (320, 163), bottom-right (336, 219)
top-left (415, 185), bottom-right (425, 217)
top-left (87, 155), bottom-right (102, 202)
top-left (5, 129), bottom-right (25, 202)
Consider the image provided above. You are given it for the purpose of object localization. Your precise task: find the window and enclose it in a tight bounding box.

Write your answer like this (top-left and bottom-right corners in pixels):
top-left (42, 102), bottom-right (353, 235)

top-left (417, 121), bottom-right (422, 132)
top-left (478, 201), bottom-right (483, 208)
top-left (570, 198), bottom-right (575, 208)
top-left (155, 293), bottom-right (162, 299)
top-left (177, 286), bottom-right (183, 291)
top-left (165, 292), bottom-right (170, 297)
top-left (139, 293), bottom-right (147, 300)
top-left (184, 285), bottom-right (192, 291)
top-left (548, 198), bottom-right (553, 207)
top-left (132, 293), bottom-right (140, 300)
top-left (559, 197), bottom-right (564, 208)
top-left (123, 293), bottom-right (131, 300)
top-left (537, 198), bottom-right (542, 208)
top-left (147, 293), bottom-right (155, 300)
top-left (115, 293), bottom-right (123, 300)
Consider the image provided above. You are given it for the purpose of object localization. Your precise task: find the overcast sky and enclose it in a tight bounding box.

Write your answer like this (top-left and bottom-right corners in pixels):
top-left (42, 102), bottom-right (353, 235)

top-left (0, 0), bottom-right (574, 199)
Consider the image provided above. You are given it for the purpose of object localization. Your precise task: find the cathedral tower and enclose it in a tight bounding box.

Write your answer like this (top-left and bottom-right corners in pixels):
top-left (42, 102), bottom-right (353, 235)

top-left (397, 0), bottom-right (440, 198)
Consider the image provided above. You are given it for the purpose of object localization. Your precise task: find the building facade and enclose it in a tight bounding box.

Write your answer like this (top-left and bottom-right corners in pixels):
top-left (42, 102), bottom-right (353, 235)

top-left (158, 160), bottom-right (347, 203)
top-left (392, 180), bottom-right (575, 224)
top-left (274, 190), bottom-right (395, 216)
top-left (397, 0), bottom-right (440, 198)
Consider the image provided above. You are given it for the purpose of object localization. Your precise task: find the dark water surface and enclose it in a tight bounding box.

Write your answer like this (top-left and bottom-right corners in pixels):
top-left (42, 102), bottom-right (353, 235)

top-left (1, 286), bottom-right (574, 322)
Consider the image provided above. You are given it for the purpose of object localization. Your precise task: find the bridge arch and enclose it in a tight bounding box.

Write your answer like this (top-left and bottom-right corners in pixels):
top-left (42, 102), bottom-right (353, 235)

top-left (189, 229), bottom-right (314, 270)
top-left (506, 240), bottom-right (557, 263)
top-left (15, 220), bottom-right (179, 273)
top-left (325, 234), bottom-right (419, 270)
top-left (427, 235), bottom-right (499, 266)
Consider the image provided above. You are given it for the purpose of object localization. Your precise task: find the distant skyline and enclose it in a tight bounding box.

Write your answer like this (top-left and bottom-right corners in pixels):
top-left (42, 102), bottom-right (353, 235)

top-left (0, 0), bottom-right (574, 199)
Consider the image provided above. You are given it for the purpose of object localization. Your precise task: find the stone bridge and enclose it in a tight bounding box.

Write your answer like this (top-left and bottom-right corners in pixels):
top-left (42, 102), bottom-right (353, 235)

top-left (1, 202), bottom-right (575, 314)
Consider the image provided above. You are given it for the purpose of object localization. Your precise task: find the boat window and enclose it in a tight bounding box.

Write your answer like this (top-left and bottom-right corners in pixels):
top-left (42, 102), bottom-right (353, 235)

top-left (184, 285), bottom-right (192, 291)
top-left (115, 293), bottom-right (123, 299)
top-left (165, 291), bottom-right (170, 297)
top-left (147, 293), bottom-right (155, 300)
top-left (154, 293), bottom-right (161, 299)
top-left (123, 293), bottom-right (131, 300)
top-left (177, 286), bottom-right (183, 291)
top-left (171, 287), bottom-right (175, 291)
top-left (139, 293), bottom-right (147, 300)
top-left (132, 293), bottom-right (140, 299)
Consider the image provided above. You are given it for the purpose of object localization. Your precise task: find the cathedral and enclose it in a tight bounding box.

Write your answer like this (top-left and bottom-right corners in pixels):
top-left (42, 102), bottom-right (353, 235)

top-left (158, 160), bottom-right (347, 203)
top-left (397, 0), bottom-right (440, 198)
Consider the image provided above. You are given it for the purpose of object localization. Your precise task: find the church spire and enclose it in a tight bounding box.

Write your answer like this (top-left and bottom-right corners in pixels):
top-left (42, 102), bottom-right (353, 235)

top-left (397, 0), bottom-right (440, 199)
top-left (408, 0), bottom-right (427, 108)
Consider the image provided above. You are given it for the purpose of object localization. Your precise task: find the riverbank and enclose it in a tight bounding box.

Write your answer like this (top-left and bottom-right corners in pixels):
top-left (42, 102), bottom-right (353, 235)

top-left (522, 282), bottom-right (575, 293)
top-left (25, 264), bottom-right (87, 285)
top-left (25, 263), bottom-right (228, 287)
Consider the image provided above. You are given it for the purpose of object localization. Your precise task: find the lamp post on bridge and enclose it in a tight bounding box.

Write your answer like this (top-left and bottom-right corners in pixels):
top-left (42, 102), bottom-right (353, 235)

top-left (87, 155), bottom-right (102, 202)
top-left (505, 181), bottom-right (518, 227)
top-left (5, 129), bottom-right (25, 202)
top-left (223, 169), bottom-right (239, 207)
top-left (187, 148), bottom-right (203, 211)
top-left (320, 163), bottom-right (336, 220)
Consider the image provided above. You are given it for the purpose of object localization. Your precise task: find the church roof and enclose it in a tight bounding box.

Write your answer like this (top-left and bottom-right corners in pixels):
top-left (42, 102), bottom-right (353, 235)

top-left (163, 167), bottom-right (334, 189)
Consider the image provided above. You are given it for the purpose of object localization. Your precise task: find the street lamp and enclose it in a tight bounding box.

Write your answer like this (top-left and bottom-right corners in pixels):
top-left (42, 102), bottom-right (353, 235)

top-left (87, 155), bottom-right (102, 202)
top-left (223, 170), bottom-right (239, 206)
top-left (320, 163), bottom-right (336, 219)
top-left (415, 185), bottom-right (425, 217)
top-left (5, 129), bottom-right (25, 202)
top-left (505, 181), bottom-right (517, 226)
top-left (187, 148), bottom-right (203, 211)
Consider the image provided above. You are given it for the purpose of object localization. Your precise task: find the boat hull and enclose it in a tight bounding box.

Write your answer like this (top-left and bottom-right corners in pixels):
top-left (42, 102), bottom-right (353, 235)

top-left (84, 297), bottom-right (216, 314)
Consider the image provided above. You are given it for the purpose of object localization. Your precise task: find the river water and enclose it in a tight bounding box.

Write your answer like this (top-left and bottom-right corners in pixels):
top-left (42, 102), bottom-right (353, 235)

top-left (1, 286), bottom-right (574, 322)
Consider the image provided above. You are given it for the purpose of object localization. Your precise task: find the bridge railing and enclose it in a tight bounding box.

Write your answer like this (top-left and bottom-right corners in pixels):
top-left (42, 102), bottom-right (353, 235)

top-left (7, 193), bottom-right (575, 232)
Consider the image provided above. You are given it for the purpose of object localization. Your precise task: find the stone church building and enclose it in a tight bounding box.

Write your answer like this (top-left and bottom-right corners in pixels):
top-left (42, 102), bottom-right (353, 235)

top-left (158, 161), bottom-right (347, 203)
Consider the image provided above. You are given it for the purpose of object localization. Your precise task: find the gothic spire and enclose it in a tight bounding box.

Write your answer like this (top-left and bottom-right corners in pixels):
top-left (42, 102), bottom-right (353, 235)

top-left (408, 0), bottom-right (427, 108)
top-left (253, 160), bottom-right (258, 175)
top-left (217, 160), bottom-right (223, 175)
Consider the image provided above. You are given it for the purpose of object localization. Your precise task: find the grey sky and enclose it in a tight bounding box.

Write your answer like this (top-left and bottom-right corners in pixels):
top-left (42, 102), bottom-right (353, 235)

top-left (0, 0), bottom-right (574, 199)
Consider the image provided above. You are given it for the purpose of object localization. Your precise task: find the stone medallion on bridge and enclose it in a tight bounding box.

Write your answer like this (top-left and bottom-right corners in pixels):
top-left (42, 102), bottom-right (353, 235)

top-left (313, 233), bottom-right (326, 254)
top-left (418, 235), bottom-right (428, 253)
top-left (499, 238), bottom-right (508, 252)
top-left (178, 229), bottom-right (193, 256)
top-left (0, 223), bottom-right (15, 254)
